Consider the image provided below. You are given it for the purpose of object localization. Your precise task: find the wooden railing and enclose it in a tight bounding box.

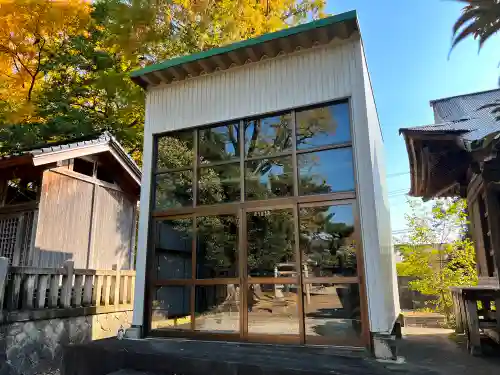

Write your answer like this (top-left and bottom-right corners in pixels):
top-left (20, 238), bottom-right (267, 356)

top-left (0, 258), bottom-right (135, 323)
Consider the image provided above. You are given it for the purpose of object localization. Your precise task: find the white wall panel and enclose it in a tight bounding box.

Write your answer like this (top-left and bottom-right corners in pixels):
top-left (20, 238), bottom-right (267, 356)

top-left (351, 40), bottom-right (400, 334)
top-left (146, 40), bottom-right (358, 135)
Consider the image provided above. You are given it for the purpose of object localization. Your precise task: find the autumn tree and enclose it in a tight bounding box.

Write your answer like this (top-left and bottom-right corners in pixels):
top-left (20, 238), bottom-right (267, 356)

top-left (0, 0), bottom-right (91, 122)
top-left (0, 0), bottom-right (325, 159)
top-left (101, 0), bottom-right (325, 60)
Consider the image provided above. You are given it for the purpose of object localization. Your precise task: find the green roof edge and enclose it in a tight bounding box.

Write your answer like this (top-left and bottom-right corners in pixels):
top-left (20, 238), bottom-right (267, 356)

top-left (130, 10), bottom-right (357, 79)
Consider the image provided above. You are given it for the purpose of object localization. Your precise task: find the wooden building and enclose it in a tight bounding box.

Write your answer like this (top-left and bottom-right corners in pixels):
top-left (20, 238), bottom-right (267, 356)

top-left (400, 88), bottom-right (500, 285)
top-left (0, 132), bottom-right (141, 270)
top-left (400, 88), bottom-right (500, 353)
top-left (128, 11), bottom-right (400, 357)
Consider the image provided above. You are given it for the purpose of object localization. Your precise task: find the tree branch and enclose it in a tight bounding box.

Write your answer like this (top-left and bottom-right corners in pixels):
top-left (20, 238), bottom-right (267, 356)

top-left (247, 120), bottom-right (261, 157)
top-left (27, 38), bottom-right (45, 101)
top-left (227, 124), bottom-right (239, 156)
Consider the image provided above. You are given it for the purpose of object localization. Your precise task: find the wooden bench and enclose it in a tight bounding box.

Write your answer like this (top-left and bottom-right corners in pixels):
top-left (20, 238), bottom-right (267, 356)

top-left (451, 285), bottom-right (500, 355)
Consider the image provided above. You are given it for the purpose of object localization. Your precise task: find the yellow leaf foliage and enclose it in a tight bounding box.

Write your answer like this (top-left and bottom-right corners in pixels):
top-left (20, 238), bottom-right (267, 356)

top-left (0, 0), bottom-right (91, 122)
top-left (103, 0), bottom-right (325, 59)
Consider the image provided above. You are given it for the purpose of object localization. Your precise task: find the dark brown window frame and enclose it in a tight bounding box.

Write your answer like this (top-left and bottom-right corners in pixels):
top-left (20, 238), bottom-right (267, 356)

top-left (144, 98), bottom-right (370, 348)
top-left (152, 99), bottom-right (354, 212)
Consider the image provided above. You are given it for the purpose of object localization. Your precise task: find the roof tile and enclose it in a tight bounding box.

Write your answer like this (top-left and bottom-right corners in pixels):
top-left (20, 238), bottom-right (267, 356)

top-left (401, 88), bottom-right (500, 149)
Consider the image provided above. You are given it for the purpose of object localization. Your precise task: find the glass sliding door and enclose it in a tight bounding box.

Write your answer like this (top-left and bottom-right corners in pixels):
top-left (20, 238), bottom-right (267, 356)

top-left (298, 202), bottom-right (363, 346)
top-left (193, 214), bottom-right (240, 334)
top-left (151, 217), bottom-right (193, 332)
top-left (146, 99), bottom-right (369, 347)
top-left (244, 207), bottom-right (301, 343)
top-left (149, 211), bottom-right (241, 339)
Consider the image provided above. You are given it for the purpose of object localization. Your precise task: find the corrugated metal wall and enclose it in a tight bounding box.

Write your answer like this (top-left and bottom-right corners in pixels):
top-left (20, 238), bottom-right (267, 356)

top-left (146, 40), bottom-right (358, 134)
top-left (33, 171), bottom-right (134, 269)
top-left (350, 41), bottom-right (400, 333)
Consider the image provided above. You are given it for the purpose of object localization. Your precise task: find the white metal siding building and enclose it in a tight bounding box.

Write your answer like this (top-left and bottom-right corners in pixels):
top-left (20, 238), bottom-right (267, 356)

top-left (130, 10), bottom-right (399, 352)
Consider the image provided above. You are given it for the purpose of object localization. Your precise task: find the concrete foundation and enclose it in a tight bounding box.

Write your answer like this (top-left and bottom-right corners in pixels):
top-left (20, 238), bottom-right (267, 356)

top-left (62, 337), bottom-right (435, 375)
top-left (0, 310), bottom-right (132, 375)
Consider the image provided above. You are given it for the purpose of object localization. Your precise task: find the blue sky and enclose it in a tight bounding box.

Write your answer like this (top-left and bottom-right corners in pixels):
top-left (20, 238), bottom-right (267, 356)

top-left (328, 0), bottom-right (500, 237)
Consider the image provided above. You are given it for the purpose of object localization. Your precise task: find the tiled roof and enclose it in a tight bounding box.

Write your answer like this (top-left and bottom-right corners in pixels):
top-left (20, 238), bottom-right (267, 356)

top-left (1, 132), bottom-right (141, 181)
top-left (401, 88), bottom-right (500, 150)
top-left (27, 132), bottom-right (113, 156)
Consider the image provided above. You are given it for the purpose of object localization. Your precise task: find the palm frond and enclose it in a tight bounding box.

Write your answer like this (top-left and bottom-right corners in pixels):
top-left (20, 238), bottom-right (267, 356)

top-left (451, 0), bottom-right (500, 52)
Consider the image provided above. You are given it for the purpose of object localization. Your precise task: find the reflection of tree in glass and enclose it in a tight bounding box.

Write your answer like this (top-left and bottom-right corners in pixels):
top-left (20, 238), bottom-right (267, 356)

top-left (245, 114), bottom-right (292, 157)
top-left (156, 135), bottom-right (224, 208)
top-left (157, 132), bottom-right (194, 169)
top-left (245, 157), bottom-right (293, 200)
top-left (299, 207), bottom-right (356, 276)
top-left (155, 108), bottom-right (346, 273)
top-left (247, 210), bottom-right (295, 275)
top-left (197, 215), bottom-right (238, 277)
top-left (199, 124), bottom-right (240, 162)
top-left (297, 152), bottom-right (332, 196)
top-left (296, 106), bottom-right (338, 149)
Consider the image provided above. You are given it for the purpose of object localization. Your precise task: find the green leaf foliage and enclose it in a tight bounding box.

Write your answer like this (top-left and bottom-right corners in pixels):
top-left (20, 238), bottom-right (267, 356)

top-left (451, 0), bottom-right (500, 51)
top-left (396, 198), bottom-right (477, 320)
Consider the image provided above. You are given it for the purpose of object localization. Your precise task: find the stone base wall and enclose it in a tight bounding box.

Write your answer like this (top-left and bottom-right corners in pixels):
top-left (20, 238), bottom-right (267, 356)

top-left (0, 310), bottom-right (132, 375)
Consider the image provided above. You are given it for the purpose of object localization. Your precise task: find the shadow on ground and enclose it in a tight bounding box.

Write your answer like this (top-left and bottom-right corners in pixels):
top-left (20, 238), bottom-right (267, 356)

top-left (399, 327), bottom-right (500, 375)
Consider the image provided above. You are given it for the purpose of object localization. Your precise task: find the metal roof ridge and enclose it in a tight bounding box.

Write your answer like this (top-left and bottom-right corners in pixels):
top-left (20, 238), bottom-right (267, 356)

top-left (398, 121), bottom-right (468, 134)
top-left (130, 10), bottom-right (357, 79)
top-left (107, 134), bottom-right (142, 179)
top-left (429, 87), bottom-right (500, 106)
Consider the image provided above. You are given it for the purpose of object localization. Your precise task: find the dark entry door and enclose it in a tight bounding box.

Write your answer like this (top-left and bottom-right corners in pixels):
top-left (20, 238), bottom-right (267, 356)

top-left (241, 205), bottom-right (301, 344)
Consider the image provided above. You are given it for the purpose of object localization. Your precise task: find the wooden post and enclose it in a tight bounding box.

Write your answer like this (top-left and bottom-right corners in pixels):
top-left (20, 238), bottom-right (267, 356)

top-left (23, 275), bottom-right (36, 309)
top-left (459, 293), bottom-right (467, 335)
top-left (83, 275), bottom-right (93, 306)
top-left (0, 179), bottom-right (7, 207)
top-left (73, 274), bottom-right (84, 307)
top-left (0, 257), bottom-right (8, 316)
top-left (452, 289), bottom-right (464, 333)
top-left (12, 215), bottom-right (26, 266)
top-left (109, 266), bottom-right (117, 305)
top-left (36, 275), bottom-right (49, 309)
top-left (119, 275), bottom-right (127, 305)
top-left (48, 275), bottom-right (60, 307)
top-left (113, 267), bottom-right (120, 306)
top-left (495, 296), bottom-right (500, 333)
top-left (61, 260), bottom-right (74, 308)
top-left (129, 275), bottom-right (135, 305)
top-left (8, 274), bottom-right (22, 310)
top-left (303, 264), bottom-right (311, 304)
top-left (102, 274), bottom-right (111, 306)
top-left (92, 275), bottom-right (103, 306)
top-left (465, 299), bottom-right (482, 355)
top-left (485, 186), bottom-right (500, 280)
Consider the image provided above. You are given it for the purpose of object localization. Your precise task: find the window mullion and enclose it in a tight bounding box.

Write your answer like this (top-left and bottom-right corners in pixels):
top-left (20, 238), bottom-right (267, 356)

top-left (193, 129), bottom-right (198, 207)
top-left (240, 119), bottom-right (245, 203)
top-left (291, 110), bottom-right (299, 197)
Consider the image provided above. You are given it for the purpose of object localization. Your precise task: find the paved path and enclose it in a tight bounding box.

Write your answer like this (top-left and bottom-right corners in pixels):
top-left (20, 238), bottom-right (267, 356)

top-left (399, 327), bottom-right (500, 375)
